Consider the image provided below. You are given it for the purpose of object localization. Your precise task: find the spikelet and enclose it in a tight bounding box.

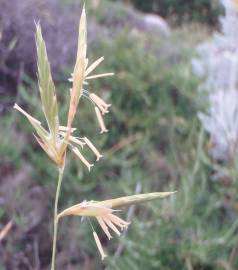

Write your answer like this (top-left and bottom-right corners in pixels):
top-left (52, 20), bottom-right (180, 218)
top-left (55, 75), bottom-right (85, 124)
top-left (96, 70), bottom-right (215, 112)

top-left (58, 191), bottom-right (175, 260)
top-left (96, 192), bottom-right (177, 208)
top-left (67, 5), bottom-right (87, 128)
top-left (35, 23), bottom-right (59, 143)
top-left (14, 5), bottom-right (110, 172)
top-left (59, 192), bottom-right (176, 218)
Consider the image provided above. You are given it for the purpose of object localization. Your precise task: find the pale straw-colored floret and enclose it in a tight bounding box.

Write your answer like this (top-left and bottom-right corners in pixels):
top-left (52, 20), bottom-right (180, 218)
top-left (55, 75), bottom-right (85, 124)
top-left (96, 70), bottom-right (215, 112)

top-left (58, 192), bottom-right (175, 260)
top-left (59, 132), bottom-right (85, 148)
top-left (89, 93), bottom-right (111, 115)
top-left (95, 107), bottom-right (108, 134)
top-left (93, 231), bottom-right (107, 261)
top-left (85, 57), bottom-right (104, 77)
top-left (68, 55), bottom-right (114, 84)
top-left (107, 213), bottom-right (129, 230)
top-left (85, 73), bottom-right (114, 80)
top-left (60, 202), bottom-right (130, 238)
top-left (95, 212), bottom-right (130, 240)
top-left (103, 217), bottom-right (121, 236)
top-left (96, 216), bottom-right (113, 240)
top-left (83, 137), bottom-right (103, 161)
top-left (59, 201), bottom-right (112, 217)
top-left (72, 147), bottom-right (94, 171)
top-left (58, 201), bottom-right (130, 260)
top-left (14, 104), bottom-right (41, 125)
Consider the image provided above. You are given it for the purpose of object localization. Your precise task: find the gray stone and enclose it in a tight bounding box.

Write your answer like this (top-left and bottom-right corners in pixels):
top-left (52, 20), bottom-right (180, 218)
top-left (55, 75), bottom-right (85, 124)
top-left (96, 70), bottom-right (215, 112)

top-left (141, 14), bottom-right (171, 36)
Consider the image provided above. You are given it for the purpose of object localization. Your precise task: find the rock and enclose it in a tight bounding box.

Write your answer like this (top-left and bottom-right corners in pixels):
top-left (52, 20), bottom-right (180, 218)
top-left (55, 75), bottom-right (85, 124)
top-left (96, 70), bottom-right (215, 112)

top-left (18, 185), bottom-right (49, 233)
top-left (0, 165), bottom-right (49, 232)
top-left (140, 14), bottom-right (171, 36)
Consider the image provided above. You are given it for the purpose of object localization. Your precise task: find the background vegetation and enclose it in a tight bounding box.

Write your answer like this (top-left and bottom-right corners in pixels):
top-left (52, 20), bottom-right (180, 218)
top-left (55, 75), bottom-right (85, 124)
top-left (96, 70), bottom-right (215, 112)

top-left (113, 0), bottom-right (223, 25)
top-left (1, 0), bottom-right (238, 269)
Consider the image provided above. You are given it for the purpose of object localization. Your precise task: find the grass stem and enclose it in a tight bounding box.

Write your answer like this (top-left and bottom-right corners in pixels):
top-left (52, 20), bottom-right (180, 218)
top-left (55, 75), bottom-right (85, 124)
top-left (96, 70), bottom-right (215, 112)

top-left (51, 168), bottom-right (64, 270)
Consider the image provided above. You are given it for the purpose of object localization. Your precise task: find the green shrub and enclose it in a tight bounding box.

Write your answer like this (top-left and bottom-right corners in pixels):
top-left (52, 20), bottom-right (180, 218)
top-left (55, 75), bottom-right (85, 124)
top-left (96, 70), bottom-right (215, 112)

top-left (114, 0), bottom-right (223, 26)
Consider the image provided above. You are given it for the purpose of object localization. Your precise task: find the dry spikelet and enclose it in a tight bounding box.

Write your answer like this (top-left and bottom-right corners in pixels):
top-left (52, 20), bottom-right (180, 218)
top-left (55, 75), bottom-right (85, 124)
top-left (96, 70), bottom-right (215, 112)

top-left (96, 191), bottom-right (177, 208)
top-left (59, 192), bottom-right (176, 218)
top-left (58, 192), bottom-right (175, 259)
top-left (67, 5), bottom-right (87, 128)
top-left (35, 23), bottom-right (59, 142)
top-left (14, 5), bottom-right (110, 172)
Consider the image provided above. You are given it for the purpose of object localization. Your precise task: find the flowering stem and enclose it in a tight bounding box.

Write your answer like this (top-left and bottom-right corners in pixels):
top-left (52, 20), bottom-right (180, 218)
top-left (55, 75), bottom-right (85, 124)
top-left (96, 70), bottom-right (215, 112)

top-left (51, 168), bottom-right (64, 270)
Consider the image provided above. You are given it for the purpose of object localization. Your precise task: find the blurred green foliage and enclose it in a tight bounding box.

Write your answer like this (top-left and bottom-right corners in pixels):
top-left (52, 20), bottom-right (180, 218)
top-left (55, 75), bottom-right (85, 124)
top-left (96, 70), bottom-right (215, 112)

top-left (114, 0), bottom-right (223, 26)
top-left (1, 0), bottom-right (238, 269)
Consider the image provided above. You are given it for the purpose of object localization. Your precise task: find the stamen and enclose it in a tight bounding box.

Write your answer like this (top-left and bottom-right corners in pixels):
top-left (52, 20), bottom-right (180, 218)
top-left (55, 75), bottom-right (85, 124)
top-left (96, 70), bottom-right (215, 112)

top-left (108, 214), bottom-right (130, 230)
top-left (72, 147), bottom-right (94, 171)
top-left (85, 57), bottom-right (104, 76)
top-left (96, 103), bottom-right (109, 115)
top-left (60, 132), bottom-right (85, 148)
top-left (96, 217), bottom-right (112, 240)
top-left (83, 137), bottom-right (103, 161)
top-left (90, 93), bottom-right (111, 108)
top-left (86, 73), bottom-right (114, 80)
top-left (93, 231), bottom-right (107, 261)
top-left (69, 137), bottom-right (86, 148)
top-left (95, 107), bottom-right (108, 134)
top-left (89, 93), bottom-right (111, 114)
top-left (103, 217), bottom-right (121, 236)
